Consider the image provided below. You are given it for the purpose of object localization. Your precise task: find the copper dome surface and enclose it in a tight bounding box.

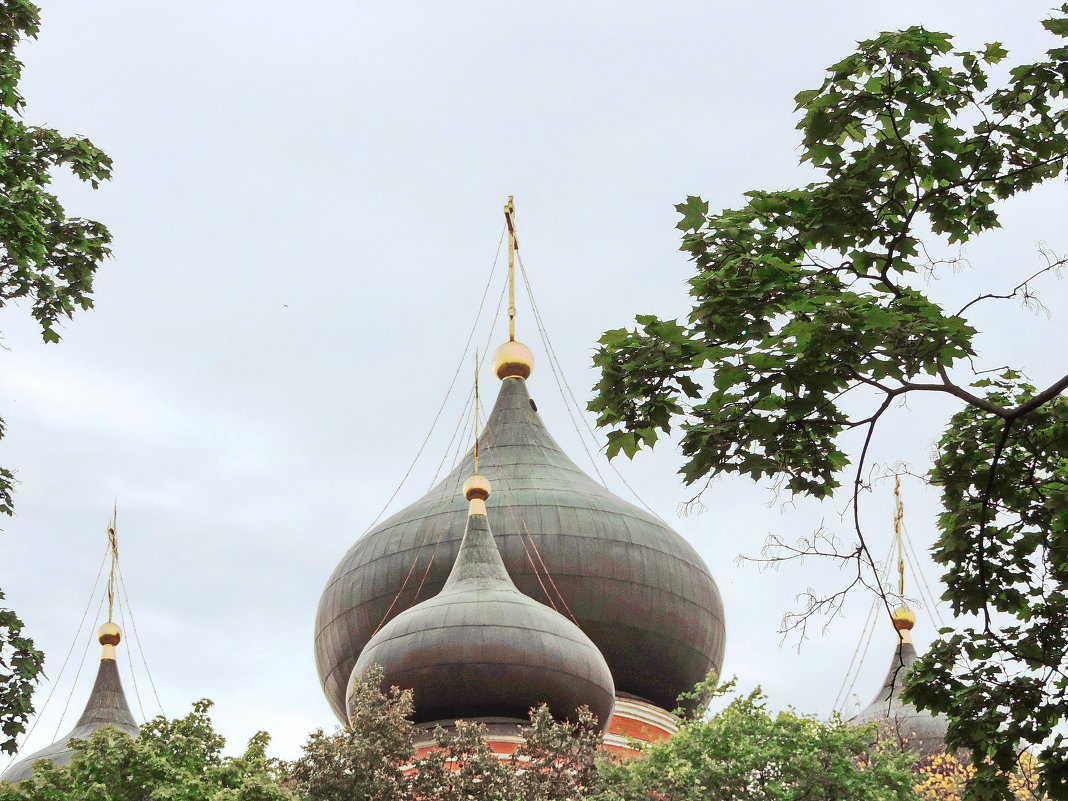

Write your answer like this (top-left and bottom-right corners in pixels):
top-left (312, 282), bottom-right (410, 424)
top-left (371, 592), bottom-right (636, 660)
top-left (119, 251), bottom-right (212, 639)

top-left (352, 503), bottom-right (615, 728)
top-left (316, 375), bottom-right (725, 722)
top-left (1, 656), bottom-right (138, 784)
top-left (849, 636), bottom-right (948, 757)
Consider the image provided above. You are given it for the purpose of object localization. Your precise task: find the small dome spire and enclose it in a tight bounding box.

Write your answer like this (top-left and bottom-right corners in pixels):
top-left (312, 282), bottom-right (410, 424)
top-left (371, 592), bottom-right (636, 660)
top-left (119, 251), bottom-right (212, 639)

top-left (849, 609), bottom-right (948, 757)
top-left (0, 625), bottom-right (138, 784)
top-left (492, 340), bottom-right (533, 380)
top-left (98, 621), bottom-right (122, 660)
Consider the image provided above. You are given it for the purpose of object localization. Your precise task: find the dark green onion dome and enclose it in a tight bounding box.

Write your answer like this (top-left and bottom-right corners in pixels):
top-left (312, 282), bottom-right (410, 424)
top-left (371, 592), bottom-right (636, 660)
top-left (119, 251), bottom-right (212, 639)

top-left (1, 626), bottom-right (138, 784)
top-left (351, 492), bottom-right (616, 728)
top-left (848, 607), bottom-right (948, 758)
top-left (316, 373), bottom-right (725, 723)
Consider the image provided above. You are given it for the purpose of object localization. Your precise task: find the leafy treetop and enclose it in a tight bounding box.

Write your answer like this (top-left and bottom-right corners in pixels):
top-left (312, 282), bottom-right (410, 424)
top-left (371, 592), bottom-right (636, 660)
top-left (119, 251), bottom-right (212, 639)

top-left (289, 666), bottom-right (604, 801)
top-left (0, 700), bottom-right (297, 801)
top-left (591, 7), bottom-right (1068, 800)
top-left (0, 0), bottom-right (112, 344)
top-left (0, 0), bottom-right (112, 760)
top-left (593, 680), bottom-right (918, 801)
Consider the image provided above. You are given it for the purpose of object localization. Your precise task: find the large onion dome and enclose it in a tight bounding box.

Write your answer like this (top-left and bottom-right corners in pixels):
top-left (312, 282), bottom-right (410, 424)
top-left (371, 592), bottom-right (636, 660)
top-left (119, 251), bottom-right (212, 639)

top-left (1, 624), bottom-right (139, 784)
top-left (316, 350), bottom-right (725, 722)
top-left (352, 476), bottom-right (616, 728)
top-left (849, 606), bottom-right (948, 757)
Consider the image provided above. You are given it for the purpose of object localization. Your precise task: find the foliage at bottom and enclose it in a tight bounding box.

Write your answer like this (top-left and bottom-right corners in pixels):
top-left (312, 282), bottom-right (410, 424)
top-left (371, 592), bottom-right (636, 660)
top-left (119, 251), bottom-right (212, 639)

top-left (594, 684), bottom-right (918, 801)
top-left (0, 699), bottom-right (296, 801)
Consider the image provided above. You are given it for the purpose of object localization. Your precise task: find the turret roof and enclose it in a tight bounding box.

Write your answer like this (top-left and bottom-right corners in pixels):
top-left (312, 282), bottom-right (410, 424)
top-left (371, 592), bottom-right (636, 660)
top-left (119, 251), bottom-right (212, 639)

top-left (352, 494), bottom-right (616, 728)
top-left (1, 655), bottom-right (138, 784)
top-left (849, 623), bottom-right (948, 757)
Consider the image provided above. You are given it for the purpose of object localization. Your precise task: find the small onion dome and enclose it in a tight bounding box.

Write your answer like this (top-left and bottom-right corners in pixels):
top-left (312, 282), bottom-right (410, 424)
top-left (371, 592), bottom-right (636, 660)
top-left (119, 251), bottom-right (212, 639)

top-left (351, 494), bottom-right (616, 729)
top-left (848, 609), bottom-right (948, 757)
top-left (0, 635), bottom-right (138, 784)
top-left (317, 375), bottom-right (724, 722)
top-left (492, 340), bottom-right (533, 380)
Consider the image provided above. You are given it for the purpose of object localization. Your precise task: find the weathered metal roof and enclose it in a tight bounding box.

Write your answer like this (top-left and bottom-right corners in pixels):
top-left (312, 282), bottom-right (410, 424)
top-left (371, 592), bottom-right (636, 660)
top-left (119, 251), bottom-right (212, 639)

top-left (0, 657), bottom-right (139, 784)
top-left (353, 504), bottom-right (616, 728)
top-left (849, 638), bottom-right (948, 757)
top-left (316, 375), bottom-right (725, 721)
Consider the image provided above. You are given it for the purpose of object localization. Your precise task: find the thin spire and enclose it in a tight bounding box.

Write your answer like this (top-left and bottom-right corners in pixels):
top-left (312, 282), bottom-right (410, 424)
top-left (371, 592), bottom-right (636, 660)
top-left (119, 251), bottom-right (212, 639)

top-left (491, 196), bottom-right (534, 381)
top-left (890, 477), bottom-right (915, 644)
top-left (473, 353), bottom-right (481, 475)
top-left (894, 477), bottom-right (905, 598)
top-left (101, 508), bottom-right (124, 659)
top-left (107, 505), bottom-right (119, 623)
top-left (462, 351), bottom-right (491, 516)
top-left (504, 195), bottom-right (517, 341)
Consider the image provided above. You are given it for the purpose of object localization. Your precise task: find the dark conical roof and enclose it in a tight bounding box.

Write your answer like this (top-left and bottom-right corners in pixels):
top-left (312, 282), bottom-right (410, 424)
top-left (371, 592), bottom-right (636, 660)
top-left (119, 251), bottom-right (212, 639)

top-left (849, 634), bottom-right (948, 757)
top-left (0, 656), bottom-right (139, 784)
top-left (316, 375), bottom-right (725, 721)
top-left (352, 502), bottom-right (616, 728)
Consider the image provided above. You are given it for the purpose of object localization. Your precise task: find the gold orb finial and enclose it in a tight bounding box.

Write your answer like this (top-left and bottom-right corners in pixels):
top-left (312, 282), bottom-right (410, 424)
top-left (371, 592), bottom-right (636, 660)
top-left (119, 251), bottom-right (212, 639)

top-left (891, 605), bottom-right (915, 643)
top-left (98, 621), bottom-right (121, 646)
top-left (891, 605), bottom-right (915, 631)
top-left (463, 474), bottom-right (491, 501)
top-left (463, 474), bottom-right (491, 516)
top-left (492, 340), bottom-right (533, 380)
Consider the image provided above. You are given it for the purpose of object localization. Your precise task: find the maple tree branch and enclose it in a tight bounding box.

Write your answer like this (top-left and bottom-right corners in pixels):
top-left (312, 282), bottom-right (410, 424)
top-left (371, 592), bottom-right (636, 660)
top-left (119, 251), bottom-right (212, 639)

top-left (1008, 373), bottom-right (1068, 419)
top-left (955, 257), bottom-right (1067, 318)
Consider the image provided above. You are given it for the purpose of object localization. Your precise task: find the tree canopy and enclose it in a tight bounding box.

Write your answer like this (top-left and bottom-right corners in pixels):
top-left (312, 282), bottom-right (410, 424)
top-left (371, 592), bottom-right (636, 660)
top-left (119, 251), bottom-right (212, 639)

top-left (292, 670), bottom-right (928, 801)
top-left (0, 700), bottom-right (296, 801)
top-left (915, 751), bottom-right (1043, 801)
top-left (0, 594), bottom-right (40, 757)
top-left (0, 0), bottom-right (112, 757)
top-left (288, 667), bottom-right (604, 801)
top-left (0, 674), bottom-right (959, 801)
top-left (591, 7), bottom-right (1068, 800)
top-left (594, 683), bottom-right (917, 801)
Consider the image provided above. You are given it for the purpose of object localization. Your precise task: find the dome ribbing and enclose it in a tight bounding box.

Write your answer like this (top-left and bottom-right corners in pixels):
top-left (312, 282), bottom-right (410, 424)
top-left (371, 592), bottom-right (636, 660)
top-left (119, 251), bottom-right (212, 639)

top-left (316, 374), bottom-right (725, 722)
top-left (1, 648), bottom-right (138, 784)
top-left (849, 612), bottom-right (948, 757)
top-left (352, 496), bottom-right (616, 728)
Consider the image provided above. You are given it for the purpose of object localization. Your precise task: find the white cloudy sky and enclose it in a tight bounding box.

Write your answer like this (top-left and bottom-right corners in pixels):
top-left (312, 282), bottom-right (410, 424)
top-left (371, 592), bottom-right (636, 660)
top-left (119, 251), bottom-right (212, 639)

top-left (2, 0), bottom-right (1066, 763)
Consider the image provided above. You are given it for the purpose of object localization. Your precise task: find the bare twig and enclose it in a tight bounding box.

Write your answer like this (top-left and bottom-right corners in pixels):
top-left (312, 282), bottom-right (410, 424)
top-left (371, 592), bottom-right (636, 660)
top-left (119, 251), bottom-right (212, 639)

top-left (954, 256), bottom-right (1066, 317)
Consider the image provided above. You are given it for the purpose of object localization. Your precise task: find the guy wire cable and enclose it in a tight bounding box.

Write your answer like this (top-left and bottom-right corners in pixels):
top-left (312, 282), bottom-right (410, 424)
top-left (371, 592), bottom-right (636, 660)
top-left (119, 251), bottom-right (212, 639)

top-left (428, 267), bottom-right (505, 490)
top-left (362, 224), bottom-right (507, 532)
top-left (372, 434), bottom-right (473, 636)
top-left (901, 519), bottom-right (946, 628)
top-left (833, 536), bottom-right (896, 713)
top-left (517, 254), bottom-right (665, 520)
top-left (3, 545), bottom-right (110, 766)
top-left (411, 468), bottom-right (470, 603)
top-left (515, 259), bottom-right (609, 487)
top-left (115, 597), bottom-right (146, 721)
top-left (429, 382), bottom-right (477, 489)
top-left (115, 563), bottom-right (164, 716)
top-left (53, 595), bottom-right (105, 740)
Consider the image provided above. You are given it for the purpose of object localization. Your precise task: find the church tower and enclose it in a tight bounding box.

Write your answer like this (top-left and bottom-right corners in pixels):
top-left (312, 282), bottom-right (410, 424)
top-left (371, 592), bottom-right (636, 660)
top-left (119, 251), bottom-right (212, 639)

top-left (848, 605), bottom-right (949, 757)
top-left (848, 482), bottom-right (948, 757)
top-left (315, 199), bottom-right (725, 754)
top-left (1, 516), bottom-right (142, 784)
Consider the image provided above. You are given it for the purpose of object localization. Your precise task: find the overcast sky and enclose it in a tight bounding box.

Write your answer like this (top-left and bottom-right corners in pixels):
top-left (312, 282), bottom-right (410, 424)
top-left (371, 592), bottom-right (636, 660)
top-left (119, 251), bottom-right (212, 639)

top-left (2, 0), bottom-right (1066, 763)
